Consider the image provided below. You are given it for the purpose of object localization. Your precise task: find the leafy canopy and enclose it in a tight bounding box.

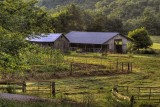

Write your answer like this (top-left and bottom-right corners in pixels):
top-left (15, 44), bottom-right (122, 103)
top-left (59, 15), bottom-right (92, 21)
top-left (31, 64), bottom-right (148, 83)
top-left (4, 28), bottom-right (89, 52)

top-left (128, 27), bottom-right (153, 50)
top-left (0, 0), bottom-right (54, 73)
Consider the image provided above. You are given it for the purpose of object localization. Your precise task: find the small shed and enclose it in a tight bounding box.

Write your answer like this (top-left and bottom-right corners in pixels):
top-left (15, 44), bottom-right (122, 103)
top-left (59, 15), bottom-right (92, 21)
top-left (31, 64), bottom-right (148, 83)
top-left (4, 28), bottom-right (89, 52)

top-left (65, 31), bottom-right (131, 53)
top-left (27, 33), bottom-right (69, 52)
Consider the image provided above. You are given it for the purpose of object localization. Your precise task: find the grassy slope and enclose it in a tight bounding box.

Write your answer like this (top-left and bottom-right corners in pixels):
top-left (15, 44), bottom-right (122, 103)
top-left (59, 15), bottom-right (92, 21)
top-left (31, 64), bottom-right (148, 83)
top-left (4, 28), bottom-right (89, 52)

top-left (53, 36), bottom-right (160, 106)
top-left (3, 36), bottom-right (159, 107)
top-left (56, 54), bottom-right (160, 106)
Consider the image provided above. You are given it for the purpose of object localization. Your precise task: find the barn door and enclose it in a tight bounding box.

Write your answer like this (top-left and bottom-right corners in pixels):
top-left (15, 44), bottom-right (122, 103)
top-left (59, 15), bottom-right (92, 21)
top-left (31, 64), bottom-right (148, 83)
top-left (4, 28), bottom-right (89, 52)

top-left (114, 39), bottom-right (123, 53)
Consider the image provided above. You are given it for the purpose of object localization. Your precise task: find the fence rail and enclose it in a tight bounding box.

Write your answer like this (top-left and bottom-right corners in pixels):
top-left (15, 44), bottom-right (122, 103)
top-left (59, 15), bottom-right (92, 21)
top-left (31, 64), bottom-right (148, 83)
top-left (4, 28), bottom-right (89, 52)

top-left (117, 86), bottom-right (160, 103)
top-left (0, 81), bottom-right (55, 98)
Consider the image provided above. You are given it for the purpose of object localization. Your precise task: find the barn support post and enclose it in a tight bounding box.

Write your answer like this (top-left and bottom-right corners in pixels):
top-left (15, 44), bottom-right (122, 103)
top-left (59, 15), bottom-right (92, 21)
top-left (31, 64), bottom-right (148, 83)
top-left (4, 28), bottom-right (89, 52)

top-left (52, 82), bottom-right (56, 97)
top-left (22, 81), bottom-right (26, 93)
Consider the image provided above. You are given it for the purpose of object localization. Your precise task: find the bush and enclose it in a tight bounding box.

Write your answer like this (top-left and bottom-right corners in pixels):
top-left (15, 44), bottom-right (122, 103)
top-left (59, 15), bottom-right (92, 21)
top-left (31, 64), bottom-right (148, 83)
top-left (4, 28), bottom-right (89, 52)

top-left (133, 48), bottom-right (157, 54)
top-left (6, 85), bottom-right (16, 94)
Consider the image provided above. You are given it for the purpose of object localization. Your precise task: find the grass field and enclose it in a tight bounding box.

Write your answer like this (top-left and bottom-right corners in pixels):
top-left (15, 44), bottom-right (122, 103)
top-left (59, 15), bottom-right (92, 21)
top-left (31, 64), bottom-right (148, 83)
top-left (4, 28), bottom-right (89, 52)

top-left (1, 36), bottom-right (160, 107)
top-left (151, 36), bottom-right (160, 50)
top-left (52, 36), bottom-right (160, 106)
top-left (151, 36), bottom-right (160, 43)
top-left (55, 54), bottom-right (160, 106)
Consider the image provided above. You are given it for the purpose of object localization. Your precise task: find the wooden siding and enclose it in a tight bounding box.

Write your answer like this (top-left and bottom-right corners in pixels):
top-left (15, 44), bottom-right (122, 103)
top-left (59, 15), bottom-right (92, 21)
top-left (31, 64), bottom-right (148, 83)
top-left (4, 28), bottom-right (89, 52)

top-left (54, 35), bottom-right (69, 52)
top-left (105, 35), bottom-right (131, 53)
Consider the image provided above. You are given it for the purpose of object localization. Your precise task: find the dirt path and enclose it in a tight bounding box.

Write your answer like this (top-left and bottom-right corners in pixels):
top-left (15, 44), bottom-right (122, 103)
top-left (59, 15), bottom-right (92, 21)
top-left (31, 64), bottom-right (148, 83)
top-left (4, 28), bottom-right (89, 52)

top-left (0, 93), bottom-right (52, 102)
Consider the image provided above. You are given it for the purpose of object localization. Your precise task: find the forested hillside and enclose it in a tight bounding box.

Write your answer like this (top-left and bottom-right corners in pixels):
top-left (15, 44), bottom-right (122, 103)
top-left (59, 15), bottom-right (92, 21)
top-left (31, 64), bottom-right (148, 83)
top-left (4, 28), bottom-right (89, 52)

top-left (39, 0), bottom-right (160, 35)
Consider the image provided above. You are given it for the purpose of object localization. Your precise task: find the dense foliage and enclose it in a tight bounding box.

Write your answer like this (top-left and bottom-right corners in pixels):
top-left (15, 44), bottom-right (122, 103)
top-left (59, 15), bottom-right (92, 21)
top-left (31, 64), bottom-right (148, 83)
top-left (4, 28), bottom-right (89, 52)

top-left (39, 0), bottom-right (160, 35)
top-left (0, 0), bottom-right (54, 73)
top-left (128, 28), bottom-right (153, 50)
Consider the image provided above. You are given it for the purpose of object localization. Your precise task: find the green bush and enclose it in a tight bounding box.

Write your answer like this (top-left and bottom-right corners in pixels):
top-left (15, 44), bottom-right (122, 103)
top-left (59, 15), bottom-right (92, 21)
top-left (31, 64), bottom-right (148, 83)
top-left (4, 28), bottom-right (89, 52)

top-left (6, 85), bottom-right (16, 94)
top-left (134, 48), bottom-right (157, 54)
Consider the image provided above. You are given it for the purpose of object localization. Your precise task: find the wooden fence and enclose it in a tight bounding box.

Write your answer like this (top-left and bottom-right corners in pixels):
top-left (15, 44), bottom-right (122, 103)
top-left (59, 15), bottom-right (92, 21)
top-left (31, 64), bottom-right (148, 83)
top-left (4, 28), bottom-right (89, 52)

top-left (0, 81), bottom-right (55, 97)
top-left (70, 61), bottom-right (132, 75)
top-left (117, 86), bottom-right (160, 103)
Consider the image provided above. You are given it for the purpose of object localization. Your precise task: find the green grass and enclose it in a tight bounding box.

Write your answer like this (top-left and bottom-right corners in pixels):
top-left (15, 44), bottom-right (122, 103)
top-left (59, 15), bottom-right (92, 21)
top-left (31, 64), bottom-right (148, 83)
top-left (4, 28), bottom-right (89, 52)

top-left (54, 53), bottom-right (160, 106)
top-left (151, 43), bottom-right (160, 50)
top-left (151, 36), bottom-right (160, 50)
top-left (2, 36), bottom-right (160, 107)
top-left (151, 36), bottom-right (160, 43)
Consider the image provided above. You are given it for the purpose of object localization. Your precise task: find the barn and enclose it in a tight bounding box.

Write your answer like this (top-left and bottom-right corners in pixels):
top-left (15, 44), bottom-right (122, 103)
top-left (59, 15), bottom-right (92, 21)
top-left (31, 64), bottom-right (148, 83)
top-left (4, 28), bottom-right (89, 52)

top-left (65, 31), bottom-right (131, 53)
top-left (27, 33), bottom-right (69, 52)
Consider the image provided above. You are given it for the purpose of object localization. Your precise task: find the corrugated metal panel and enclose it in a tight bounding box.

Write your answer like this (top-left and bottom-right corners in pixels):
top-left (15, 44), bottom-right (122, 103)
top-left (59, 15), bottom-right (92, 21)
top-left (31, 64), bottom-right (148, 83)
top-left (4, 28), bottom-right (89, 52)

top-left (65, 31), bottom-right (119, 44)
top-left (27, 33), bottom-right (62, 42)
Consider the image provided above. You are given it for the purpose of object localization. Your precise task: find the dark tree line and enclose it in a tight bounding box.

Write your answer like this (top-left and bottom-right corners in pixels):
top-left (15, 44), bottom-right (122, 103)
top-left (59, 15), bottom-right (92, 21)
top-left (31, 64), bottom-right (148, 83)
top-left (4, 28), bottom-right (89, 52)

top-left (39, 0), bottom-right (160, 35)
top-left (50, 4), bottom-right (123, 33)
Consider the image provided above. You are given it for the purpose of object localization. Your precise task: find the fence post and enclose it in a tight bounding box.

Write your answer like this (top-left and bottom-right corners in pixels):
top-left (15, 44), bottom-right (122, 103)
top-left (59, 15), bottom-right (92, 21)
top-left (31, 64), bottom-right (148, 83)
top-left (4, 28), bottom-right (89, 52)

top-left (130, 96), bottom-right (134, 107)
top-left (52, 82), bottom-right (55, 97)
top-left (131, 63), bottom-right (132, 72)
top-left (38, 82), bottom-right (39, 95)
top-left (127, 86), bottom-right (129, 94)
top-left (70, 62), bottom-right (73, 76)
top-left (138, 87), bottom-right (140, 100)
top-left (110, 62), bottom-right (112, 71)
top-left (116, 58), bottom-right (119, 72)
top-left (122, 62), bottom-right (124, 72)
top-left (22, 81), bottom-right (26, 93)
top-left (149, 87), bottom-right (151, 100)
top-left (127, 62), bottom-right (130, 73)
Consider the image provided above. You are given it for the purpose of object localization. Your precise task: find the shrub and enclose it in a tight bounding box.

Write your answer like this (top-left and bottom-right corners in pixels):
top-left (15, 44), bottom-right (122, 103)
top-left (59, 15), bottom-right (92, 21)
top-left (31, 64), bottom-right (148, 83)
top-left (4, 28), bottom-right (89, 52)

top-left (133, 48), bottom-right (157, 54)
top-left (6, 85), bottom-right (16, 94)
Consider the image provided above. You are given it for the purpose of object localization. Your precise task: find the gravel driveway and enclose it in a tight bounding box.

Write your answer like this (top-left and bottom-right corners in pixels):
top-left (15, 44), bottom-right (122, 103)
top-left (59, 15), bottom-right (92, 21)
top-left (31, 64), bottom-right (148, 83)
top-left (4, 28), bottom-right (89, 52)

top-left (0, 93), bottom-right (52, 102)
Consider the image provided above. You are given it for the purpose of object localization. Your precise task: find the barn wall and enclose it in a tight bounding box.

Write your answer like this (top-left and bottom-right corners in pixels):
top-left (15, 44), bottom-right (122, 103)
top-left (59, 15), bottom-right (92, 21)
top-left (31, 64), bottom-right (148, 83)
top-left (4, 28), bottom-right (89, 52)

top-left (54, 35), bottom-right (69, 52)
top-left (30, 42), bottom-right (54, 48)
top-left (105, 35), bottom-right (130, 53)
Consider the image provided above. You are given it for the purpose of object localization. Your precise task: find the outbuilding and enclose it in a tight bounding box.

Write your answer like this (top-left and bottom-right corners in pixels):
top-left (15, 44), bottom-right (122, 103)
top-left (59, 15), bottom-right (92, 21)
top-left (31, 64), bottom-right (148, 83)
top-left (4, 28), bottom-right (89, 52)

top-left (27, 33), bottom-right (69, 52)
top-left (65, 31), bottom-right (131, 53)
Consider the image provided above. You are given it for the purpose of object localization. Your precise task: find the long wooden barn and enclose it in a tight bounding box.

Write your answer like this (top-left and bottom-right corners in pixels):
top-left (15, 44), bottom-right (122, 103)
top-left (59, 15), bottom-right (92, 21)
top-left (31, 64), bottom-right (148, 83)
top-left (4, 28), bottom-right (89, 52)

top-left (27, 33), bottom-right (69, 52)
top-left (65, 31), bottom-right (131, 53)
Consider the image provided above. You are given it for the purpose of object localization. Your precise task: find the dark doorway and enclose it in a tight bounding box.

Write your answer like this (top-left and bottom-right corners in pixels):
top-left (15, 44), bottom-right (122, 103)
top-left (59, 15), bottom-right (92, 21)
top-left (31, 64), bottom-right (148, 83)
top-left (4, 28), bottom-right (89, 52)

top-left (102, 45), bottom-right (109, 52)
top-left (114, 39), bottom-right (123, 53)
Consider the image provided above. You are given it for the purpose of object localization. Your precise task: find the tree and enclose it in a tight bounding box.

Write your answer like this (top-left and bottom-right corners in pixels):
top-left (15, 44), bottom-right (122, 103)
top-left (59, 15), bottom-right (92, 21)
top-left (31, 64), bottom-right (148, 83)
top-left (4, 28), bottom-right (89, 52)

top-left (0, 0), bottom-right (54, 74)
top-left (141, 7), bottom-right (160, 35)
top-left (128, 27), bottom-right (153, 50)
top-left (51, 4), bottom-right (85, 33)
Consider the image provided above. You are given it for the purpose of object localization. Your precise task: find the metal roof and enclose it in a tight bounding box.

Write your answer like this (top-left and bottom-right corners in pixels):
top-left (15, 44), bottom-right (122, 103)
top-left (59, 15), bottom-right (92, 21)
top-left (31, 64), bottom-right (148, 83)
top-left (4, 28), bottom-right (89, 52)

top-left (27, 33), bottom-right (63, 42)
top-left (65, 31), bottom-right (119, 44)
